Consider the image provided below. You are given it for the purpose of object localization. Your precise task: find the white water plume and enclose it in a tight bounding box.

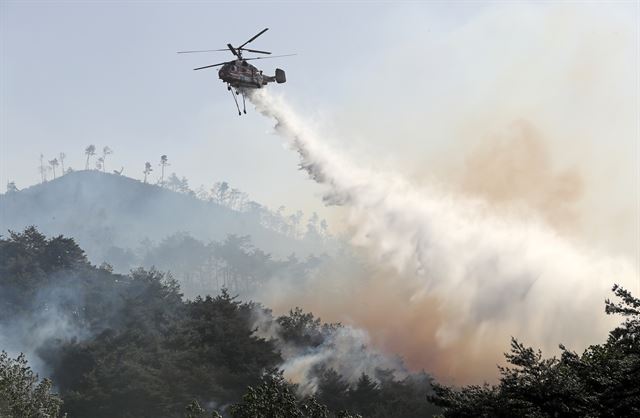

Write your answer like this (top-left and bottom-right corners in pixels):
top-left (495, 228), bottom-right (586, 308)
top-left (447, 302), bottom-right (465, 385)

top-left (248, 88), bottom-right (638, 382)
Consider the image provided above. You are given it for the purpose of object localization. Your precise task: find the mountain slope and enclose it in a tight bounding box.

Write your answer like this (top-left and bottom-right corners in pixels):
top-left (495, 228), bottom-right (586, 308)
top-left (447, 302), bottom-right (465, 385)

top-left (0, 171), bottom-right (327, 265)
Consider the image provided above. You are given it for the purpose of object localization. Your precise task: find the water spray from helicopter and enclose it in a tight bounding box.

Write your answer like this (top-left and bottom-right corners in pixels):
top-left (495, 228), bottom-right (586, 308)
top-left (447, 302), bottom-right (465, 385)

top-left (178, 21), bottom-right (638, 382)
top-left (245, 87), bottom-right (638, 382)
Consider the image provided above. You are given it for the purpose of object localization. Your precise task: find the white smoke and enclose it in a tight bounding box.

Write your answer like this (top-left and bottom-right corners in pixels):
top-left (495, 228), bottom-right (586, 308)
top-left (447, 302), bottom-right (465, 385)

top-left (0, 276), bottom-right (91, 376)
top-left (251, 308), bottom-right (406, 394)
top-left (248, 88), bottom-right (639, 382)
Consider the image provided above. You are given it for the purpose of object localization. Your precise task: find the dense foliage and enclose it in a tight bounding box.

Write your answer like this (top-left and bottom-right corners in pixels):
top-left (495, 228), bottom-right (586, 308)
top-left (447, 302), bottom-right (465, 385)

top-left (431, 284), bottom-right (640, 417)
top-left (0, 228), bottom-right (437, 417)
top-left (4, 227), bottom-right (637, 417)
top-left (0, 351), bottom-right (62, 417)
top-left (229, 370), bottom-right (330, 418)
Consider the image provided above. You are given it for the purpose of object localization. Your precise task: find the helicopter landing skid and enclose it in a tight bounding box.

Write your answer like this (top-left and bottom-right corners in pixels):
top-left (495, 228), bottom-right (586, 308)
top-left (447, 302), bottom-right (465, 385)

top-left (229, 86), bottom-right (247, 115)
top-left (229, 87), bottom-right (242, 115)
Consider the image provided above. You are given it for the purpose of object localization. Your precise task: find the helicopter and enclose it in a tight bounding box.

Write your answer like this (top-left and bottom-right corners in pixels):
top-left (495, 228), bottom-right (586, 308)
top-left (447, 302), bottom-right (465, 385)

top-left (178, 28), bottom-right (293, 115)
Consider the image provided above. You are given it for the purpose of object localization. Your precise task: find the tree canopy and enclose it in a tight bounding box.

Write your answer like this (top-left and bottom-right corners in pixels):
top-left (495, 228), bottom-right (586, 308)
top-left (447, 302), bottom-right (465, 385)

top-left (0, 228), bottom-right (438, 417)
top-left (430, 284), bottom-right (640, 417)
top-left (0, 351), bottom-right (62, 418)
top-left (3, 227), bottom-right (637, 417)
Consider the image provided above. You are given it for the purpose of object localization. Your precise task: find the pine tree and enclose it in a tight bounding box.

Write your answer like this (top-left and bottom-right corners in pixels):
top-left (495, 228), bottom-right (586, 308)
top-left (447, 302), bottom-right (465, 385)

top-left (85, 145), bottom-right (96, 169)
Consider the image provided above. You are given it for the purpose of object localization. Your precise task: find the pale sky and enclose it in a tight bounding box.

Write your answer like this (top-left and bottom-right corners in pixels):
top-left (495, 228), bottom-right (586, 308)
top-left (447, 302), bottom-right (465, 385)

top-left (1, 1), bottom-right (638, 248)
top-left (0, 2), bottom-right (483, 216)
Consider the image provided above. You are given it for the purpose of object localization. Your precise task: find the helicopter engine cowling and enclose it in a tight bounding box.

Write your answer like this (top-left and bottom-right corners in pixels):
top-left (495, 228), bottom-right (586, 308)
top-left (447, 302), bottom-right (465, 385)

top-left (275, 68), bottom-right (286, 84)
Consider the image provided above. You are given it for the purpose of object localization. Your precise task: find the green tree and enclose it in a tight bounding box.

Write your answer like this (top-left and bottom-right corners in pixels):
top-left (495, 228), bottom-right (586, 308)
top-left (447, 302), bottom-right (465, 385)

top-left (184, 400), bottom-right (222, 418)
top-left (0, 227), bottom-right (89, 315)
top-left (1, 228), bottom-right (440, 418)
top-left (431, 284), bottom-right (640, 417)
top-left (276, 308), bottom-right (341, 350)
top-left (159, 155), bottom-right (170, 185)
top-left (316, 367), bottom-right (350, 413)
top-left (84, 145), bottom-right (96, 169)
top-left (48, 158), bottom-right (59, 179)
top-left (143, 161), bottom-right (153, 183)
top-left (349, 373), bottom-right (380, 416)
top-left (166, 173), bottom-right (190, 193)
top-left (211, 181), bottom-right (230, 204)
top-left (6, 181), bottom-right (18, 193)
top-left (229, 370), bottom-right (328, 418)
top-left (0, 351), bottom-right (63, 417)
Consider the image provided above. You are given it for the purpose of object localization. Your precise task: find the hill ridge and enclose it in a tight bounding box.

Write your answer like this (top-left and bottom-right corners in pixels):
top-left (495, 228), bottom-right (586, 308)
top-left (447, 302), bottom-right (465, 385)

top-left (0, 170), bottom-right (328, 266)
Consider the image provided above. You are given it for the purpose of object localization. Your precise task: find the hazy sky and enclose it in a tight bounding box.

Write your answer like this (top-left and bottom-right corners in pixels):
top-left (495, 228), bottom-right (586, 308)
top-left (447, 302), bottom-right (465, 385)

top-left (2, 1), bottom-right (637, 385)
top-left (1, 1), bottom-right (637, 243)
top-left (0, 1), bottom-right (490, 220)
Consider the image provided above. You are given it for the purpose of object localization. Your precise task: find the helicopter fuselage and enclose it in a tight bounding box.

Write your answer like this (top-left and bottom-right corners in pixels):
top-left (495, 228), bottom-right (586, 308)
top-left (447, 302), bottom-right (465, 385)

top-left (218, 60), bottom-right (267, 89)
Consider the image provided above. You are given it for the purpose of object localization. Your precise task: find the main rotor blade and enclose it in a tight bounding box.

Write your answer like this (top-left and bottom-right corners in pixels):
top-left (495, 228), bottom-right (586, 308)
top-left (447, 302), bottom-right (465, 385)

top-left (238, 28), bottom-right (269, 49)
top-left (177, 48), bottom-right (228, 54)
top-left (227, 43), bottom-right (240, 57)
top-left (192, 53), bottom-right (294, 70)
top-left (193, 61), bottom-right (230, 71)
top-left (239, 48), bottom-right (271, 55)
top-left (243, 54), bottom-right (296, 61)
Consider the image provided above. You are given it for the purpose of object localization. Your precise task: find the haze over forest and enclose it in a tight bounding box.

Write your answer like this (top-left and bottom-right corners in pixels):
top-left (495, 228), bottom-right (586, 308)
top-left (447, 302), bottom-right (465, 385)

top-left (1, 168), bottom-right (638, 417)
top-left (1, 1), bottom-right (638, 417)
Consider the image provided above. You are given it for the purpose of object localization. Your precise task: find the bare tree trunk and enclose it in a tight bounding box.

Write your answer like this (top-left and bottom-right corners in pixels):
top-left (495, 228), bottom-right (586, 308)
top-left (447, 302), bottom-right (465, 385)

top-left (39, 155), bottom-right (45, 183)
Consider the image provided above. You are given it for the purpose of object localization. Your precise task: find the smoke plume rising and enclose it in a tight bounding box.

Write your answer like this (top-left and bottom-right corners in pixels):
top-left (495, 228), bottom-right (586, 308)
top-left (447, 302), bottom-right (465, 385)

top-left (247, 88), bottom-right (638, 383)
top-left (251, 307), bottom-right (407, 394)
top-left (0, 273), bottom-right (91, 375)
top-left (455, 120), bottom-right (584, 234)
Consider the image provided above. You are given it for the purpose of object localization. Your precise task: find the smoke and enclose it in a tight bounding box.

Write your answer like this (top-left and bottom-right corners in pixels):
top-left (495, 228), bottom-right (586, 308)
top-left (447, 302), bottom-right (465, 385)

top-left (247, 87), bottom-right (638, 383)
top-left (0, 273), bottom-right (91, 376)
top-left (455, 120), bottom-right (584, 234)
top-left (329, 2), bottom-right (638, 261)
top-left (241, 3), bottom-right (638, 384)
top-left (251, 308), bottom-right (406, 395)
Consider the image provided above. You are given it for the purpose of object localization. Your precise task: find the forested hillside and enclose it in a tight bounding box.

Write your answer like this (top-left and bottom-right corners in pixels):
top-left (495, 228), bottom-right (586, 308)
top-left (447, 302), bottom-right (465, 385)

top-left (0, 171), bottom-right (332, 268)
top-left (2, 230), bottom-right (639, 417)
top-left (2, 177), bottom-right (639, 417)
top-left (0, 228), bottom-right (439, 417)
